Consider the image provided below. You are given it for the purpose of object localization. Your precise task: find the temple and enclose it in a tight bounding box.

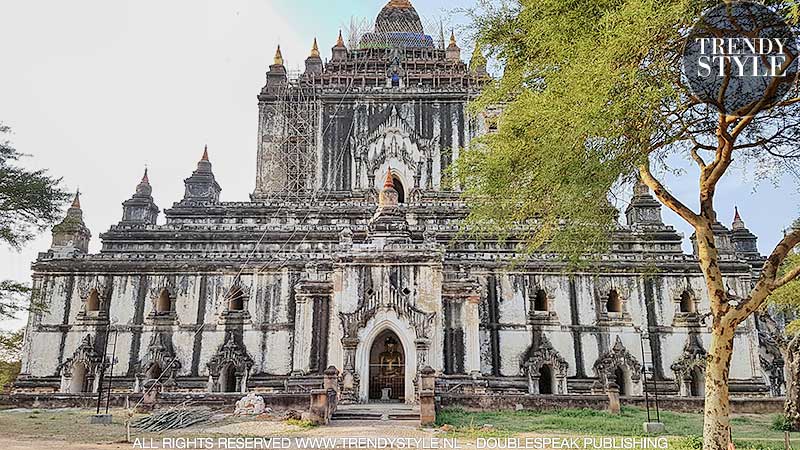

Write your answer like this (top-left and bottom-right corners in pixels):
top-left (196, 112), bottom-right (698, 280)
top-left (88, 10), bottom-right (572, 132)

top-left (16, 0), bottom-right (782, 404)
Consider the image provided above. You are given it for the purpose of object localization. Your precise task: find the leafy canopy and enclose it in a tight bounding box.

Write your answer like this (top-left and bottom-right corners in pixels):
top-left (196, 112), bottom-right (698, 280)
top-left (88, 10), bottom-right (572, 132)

top-left (455, 0), bottom-right (800, 257)
top-left (0, 123), bottom-right (69, 249)
top-left (0, 123), bottom-right (68, 319)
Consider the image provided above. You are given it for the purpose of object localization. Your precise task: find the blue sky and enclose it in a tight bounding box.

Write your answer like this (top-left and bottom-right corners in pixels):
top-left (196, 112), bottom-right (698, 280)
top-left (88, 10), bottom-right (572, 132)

top-left (0, 0), bottom-right (798, 332)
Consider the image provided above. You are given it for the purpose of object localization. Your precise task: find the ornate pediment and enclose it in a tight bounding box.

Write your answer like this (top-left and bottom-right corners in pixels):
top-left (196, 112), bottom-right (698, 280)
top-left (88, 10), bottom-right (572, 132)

top-left (354, 106), bottom-right (428, 172)
top-left (59, 335), bottom-right (103, 377)
top-left (339, 286), bottom-right (435, 340)
top-left (521, 334), bottom-right (569, 378)
top-left (207, 334), bottom-right (253, 377)
top-left (137, 332), bottom-right (181, 380)
top-left (671, 334), bottom-right (707, 379)
top-left (593, 336), bottom-right (641, 383)
top-left (76, 278), bottom-right (111, 301)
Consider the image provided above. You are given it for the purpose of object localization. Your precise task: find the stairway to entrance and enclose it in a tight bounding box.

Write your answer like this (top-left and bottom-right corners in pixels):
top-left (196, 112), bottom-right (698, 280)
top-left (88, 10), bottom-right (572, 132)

top-left (331, 403), bottom-right (420, 422)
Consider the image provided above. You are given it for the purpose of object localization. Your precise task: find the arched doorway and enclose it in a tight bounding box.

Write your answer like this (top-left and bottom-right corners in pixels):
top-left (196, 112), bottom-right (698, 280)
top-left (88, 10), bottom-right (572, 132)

top-left (368, 330), bottom-right (405, 402)
top-left (146, 363), bottom-right (163, 381)
top-left (690, 368), bottom-right (705, 397)
top-left (538, 365), bottom-right (554, 394)
top-left (69, 363), bottom-right (88, 393)
top-left (219, 364), bottom-right (237, 392)
top-left (392, 176), bottom-right (405, 204)
top-left (614, 367), bottom-right (628, 396)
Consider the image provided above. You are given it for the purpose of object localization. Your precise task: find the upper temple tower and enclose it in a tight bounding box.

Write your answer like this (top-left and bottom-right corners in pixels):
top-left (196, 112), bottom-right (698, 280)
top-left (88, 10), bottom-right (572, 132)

top-left (252, 0), bottom-right (491, 199)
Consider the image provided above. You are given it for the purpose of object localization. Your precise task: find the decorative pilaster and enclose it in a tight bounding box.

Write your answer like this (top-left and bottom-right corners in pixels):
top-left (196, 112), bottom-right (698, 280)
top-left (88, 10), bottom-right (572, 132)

top-left (339, 337), bottom-right (360, 404)
top-left (464, 294), bottom-right (481, 375)
top-left (292, 294), bottom-right (314, 375)
top-left (292, 267), bottom-right (333, 376)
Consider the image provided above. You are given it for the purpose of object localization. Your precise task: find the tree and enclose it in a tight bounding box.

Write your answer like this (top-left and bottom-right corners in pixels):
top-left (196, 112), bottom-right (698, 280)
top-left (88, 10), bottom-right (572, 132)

top-left (764, 249), bottom-right (800, 431)
top-left (0, 330), bottom-right (23, 392)
top-left (0, 123), bottom-right (69, 319)
top-left (457, 1), bottom-right (800, 448)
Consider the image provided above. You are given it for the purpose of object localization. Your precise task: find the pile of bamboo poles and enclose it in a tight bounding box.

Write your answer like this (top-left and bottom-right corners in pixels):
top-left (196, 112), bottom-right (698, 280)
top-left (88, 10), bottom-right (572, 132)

top-left (131, 408), bottom-right (213, 432)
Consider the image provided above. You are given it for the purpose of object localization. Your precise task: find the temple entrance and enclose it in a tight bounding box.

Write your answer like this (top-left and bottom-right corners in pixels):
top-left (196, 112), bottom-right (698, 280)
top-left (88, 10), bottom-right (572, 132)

top-left (368, 330), bottom-right (405, 402)
top-left (68, 363), bottom-right (88, 393)
top-left (614, 367), bottom-right (628, 396)
top-left (538, 365), bottom-right (554, 394)
top-left (690, 368), bottom-right (705, 397)
top-left (219, 364), bottom-right (237, 392)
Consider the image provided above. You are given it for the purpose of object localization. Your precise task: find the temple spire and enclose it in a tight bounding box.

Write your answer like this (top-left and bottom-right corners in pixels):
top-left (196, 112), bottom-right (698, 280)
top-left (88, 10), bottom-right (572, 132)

top-left (51, 189), bottom-right (91, 256)
top-left (273, 45), bottom-right (284, 66)
top-left (446, 30), bottom-right (461, 61)
top-left (141, 168), bottom-right (149, 184)
top-left (71, 190), bottom-right (81, 209)
top-left (310, 38), bottom-right (320, 57)
top-left (332, 30), bottom-right (347, 61)
top-left (201, 145), bottom-right (209, 162)
top-left (730, 206), bottom-right (760, 259)
top-left (385, 0), bottom-right (412, 7)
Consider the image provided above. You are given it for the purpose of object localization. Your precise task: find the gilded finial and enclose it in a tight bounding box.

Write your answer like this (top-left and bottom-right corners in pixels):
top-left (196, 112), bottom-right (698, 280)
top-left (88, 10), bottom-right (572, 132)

top-left (273, 45), bottom-right (284, 66)
top-left (311, 38), bottom-right (320, 57)
top-left (202, 145), bottom-right (209, 161)
top-left (71, 190), bottom-right (81, 208)
top-left (386, 0), bottom-right (412, 8)
top-left (734, 206), bottom-right (741, 222)
top-left (141, 168), bottom-right (149, 184)
top-left (449, 31), bottom-right (456, 47)
top-left (336, 30), bottom-right (345, 47)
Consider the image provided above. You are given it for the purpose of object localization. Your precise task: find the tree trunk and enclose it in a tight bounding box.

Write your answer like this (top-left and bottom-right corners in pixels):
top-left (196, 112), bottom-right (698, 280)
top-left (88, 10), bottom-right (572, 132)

top-left (703, 325), bottom-right (735, 450)
top-left (785, 336), bottom-right (800, 431)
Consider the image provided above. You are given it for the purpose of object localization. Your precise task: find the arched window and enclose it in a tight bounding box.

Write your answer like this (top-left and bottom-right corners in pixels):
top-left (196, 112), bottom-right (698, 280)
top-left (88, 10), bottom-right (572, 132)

top-left (228, 288), bottom-right (245, 312)
top-left (156, 289), bottom-right (171, 313)
top-left (86, 289), bottom-right (100, 312)
top-left (606, 289), bottom-right (622, 313)
top-left (533, 289), bottom-right (548, 312)
top-left (392, 176), bottom-right (405, 204)
top-left (679, 290), bottom-right (695, 313)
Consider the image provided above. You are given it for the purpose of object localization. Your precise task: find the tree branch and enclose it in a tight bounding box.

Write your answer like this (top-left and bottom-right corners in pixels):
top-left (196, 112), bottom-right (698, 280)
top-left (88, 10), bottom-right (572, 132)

top-left (732, 229), bottom-right (800, 323)
top-left (639, 163), bottom-right (700, 226)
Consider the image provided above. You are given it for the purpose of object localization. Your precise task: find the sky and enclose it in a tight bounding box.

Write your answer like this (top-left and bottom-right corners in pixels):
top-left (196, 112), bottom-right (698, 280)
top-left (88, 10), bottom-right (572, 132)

top-left (1, 0), bottom-right (799, 332)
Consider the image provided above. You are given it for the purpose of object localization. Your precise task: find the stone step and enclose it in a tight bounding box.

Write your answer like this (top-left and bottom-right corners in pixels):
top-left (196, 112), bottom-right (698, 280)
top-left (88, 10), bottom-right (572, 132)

top-left (331, 404), bottom-right (420, 422)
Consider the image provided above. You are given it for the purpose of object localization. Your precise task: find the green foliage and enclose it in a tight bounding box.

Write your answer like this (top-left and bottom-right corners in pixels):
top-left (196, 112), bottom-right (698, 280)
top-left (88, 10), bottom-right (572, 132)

top-left (0, 123), bottom-right (69, 248)
top-left (0, 330), bottom-right (23, 392)
top-left (455, 0), bottom-right (800, 258)
top-left (771, 414), bottom-right (793, 431)
top-left (437, 406), bottom-right (701, 436)
top-left (768, 253), bottom-right (800, 328)
top-left (435, 407), bottom-right (793, 444)
top-left (673, 435), bottom-right (703, 450)
top-left (0, 123), bottom-right (66, 320)
top-left (285, 418), bottom-right (315, 429)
